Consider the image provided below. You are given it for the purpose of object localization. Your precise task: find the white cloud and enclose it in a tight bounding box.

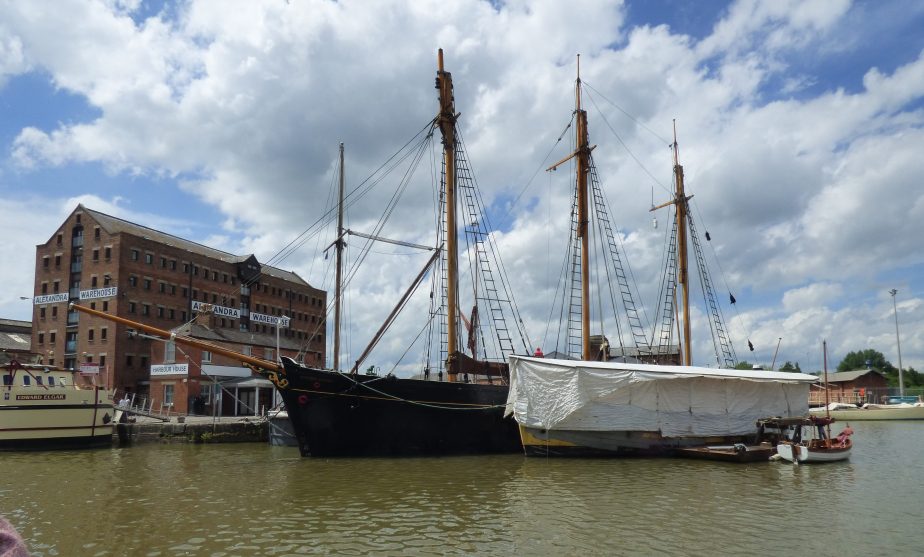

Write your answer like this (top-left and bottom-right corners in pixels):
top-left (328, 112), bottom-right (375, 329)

top-left (0, 33), bottom-right (29, 86)
top-left (2, 0), bottom-right (924, 374)
top-left (782, 283), bottom-right (844, 312)
top-left (698, 0), bottom-right (851, 58)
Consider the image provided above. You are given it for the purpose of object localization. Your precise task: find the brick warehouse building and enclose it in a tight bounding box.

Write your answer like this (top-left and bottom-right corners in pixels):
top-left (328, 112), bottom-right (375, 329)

top-left (29, 204), bottom-right (327, 414)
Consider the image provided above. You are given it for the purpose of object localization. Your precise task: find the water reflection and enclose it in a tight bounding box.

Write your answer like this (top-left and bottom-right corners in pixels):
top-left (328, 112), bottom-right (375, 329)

top-left (2, 421), bottom-right (922, 555)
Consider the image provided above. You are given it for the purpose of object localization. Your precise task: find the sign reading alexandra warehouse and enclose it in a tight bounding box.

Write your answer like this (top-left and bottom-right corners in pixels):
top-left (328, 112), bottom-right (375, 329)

top-left (250, 312), bottom-right (290, 327)
top-left (79, 287), bottom-right (118, 300)
top-left (191, 301), bottom-right (240, 319)
top-left (150, 363), bottom-right (189, 376)
top-left (33, 293), bottom-right (69, 304)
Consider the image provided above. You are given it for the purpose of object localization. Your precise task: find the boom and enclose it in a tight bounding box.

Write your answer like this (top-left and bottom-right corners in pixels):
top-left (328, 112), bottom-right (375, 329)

top-left (69, 302), bottom-right (283, 373)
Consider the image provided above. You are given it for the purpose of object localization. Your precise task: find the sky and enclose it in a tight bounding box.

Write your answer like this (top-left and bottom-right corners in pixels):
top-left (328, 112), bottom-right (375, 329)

top-left (2, 0), bottom-right (924, 375)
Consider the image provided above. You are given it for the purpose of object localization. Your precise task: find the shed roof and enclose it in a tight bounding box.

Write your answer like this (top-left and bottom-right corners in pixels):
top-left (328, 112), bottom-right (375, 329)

top-left (0, 331), bottom-right (31, 352)
top-left (173, 322), bottom-right (307, 352)
top-left (0, 318), bottom-right (31, 333)
top-left (823, 368), bottom-right (886, 383)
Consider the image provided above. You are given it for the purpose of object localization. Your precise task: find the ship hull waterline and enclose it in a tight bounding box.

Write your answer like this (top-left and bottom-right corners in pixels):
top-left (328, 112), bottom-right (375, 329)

top-left (777, 440), bottom-right (851, 463)
top-left (1, 397), bottom-right (114, 451)
top-left (275, 360), bottom-right (520, 457)
top-left (517, 425), bottom-right (757, 458)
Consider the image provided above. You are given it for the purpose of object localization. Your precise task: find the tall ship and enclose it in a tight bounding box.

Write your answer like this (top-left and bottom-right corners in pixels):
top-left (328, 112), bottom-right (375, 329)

top-left (73, 49), bottom-right (532, 457)
top-left (504, 56), bottom-right (815, 456)
top-left (1, 358), bottom-right (114, 450)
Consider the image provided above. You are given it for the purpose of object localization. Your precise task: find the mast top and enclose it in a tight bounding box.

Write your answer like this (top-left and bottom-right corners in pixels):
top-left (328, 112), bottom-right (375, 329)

top-left (575, 53), bottom-right (582, 112)
top-left (438, 48), bottom-right (444, 72)
top-left (672, 119), bottom-right (680, 166)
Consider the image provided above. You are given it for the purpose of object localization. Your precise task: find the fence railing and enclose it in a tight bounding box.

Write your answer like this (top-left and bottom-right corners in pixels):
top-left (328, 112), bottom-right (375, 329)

top-left (809, 387), bottom-right (924, 407)
top-left (113, 389), bottom-right (175, 421)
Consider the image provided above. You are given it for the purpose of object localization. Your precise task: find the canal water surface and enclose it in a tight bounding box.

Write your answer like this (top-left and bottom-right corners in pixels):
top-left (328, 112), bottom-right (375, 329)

top-left (2, 420), bottom-right (922, 555)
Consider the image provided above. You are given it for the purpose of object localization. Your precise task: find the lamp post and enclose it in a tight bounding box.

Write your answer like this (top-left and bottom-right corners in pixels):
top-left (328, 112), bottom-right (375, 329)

top-left (103, 275), bottom-right (114, 390)
top-left (889, 288), bottom-right (904, 396)
top-left (275, 315), bottom-right (289, 364)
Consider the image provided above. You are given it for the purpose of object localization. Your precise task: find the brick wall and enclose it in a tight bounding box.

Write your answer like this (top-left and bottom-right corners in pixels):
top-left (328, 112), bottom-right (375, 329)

top-left (30, 205), bottom-right (327, 395)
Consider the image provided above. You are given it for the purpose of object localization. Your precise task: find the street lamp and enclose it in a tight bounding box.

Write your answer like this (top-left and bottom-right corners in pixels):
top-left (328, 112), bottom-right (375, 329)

top-left (889, 288), bottom-right (904, 396)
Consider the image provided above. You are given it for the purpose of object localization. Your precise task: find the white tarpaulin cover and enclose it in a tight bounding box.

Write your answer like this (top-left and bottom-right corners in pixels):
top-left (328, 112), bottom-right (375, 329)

top-left (504, 356), bottom-right (816, 438)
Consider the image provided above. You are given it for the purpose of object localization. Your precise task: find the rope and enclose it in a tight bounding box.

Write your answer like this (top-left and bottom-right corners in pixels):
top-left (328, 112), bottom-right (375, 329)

top-left (300, 369), bottom-right (508, 411)
top-left (170, 119), bottom-right (437, 361)
top-left (171, 342), bottom-right (262, 422)
top-left (386, 311), bottom-right (439, 378)
top-left (690, 197), bottom-right (754, 358)
top-left (456, 129), bottom-right (535, 356)
top-left (494, 114), bottom-right (575, 226)
top-left (582, 84), bottom-right (671, 197)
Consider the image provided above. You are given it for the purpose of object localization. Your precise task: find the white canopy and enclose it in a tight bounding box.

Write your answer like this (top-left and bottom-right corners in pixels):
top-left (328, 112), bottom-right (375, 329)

top-left (504, 356), bottom-right (816, 438)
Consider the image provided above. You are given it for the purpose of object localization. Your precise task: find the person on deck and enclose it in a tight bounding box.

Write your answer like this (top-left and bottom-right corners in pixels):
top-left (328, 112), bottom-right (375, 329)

top-left (533, 347), bottom-right (544, 358)
top-left (835, 425), bottom-right (854, 447)
top-left (810, 415), bottom-right (828, 439)
top-left (598, 338), bottom-right (610, 361)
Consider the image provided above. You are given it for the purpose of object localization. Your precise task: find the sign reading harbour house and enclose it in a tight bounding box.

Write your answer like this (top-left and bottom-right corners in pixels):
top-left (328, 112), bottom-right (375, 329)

top-left (191, 301), bottom-right (240, 319)
top-left (79, 363), bottom-right (100, 374)
top-left (33, 293), bottom-right (69, 305)
top-left (151, 363), bottom-right (189, 376)
top-left (79, 287), bottom-right (119, 300)
top-left (250, 312), bottom-right (290, 327)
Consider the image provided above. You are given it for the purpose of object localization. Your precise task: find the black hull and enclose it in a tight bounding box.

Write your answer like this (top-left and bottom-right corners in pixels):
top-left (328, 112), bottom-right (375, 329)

top-left (0, 432), bottom-right (112, 451)
top-left (276, 361), bottom-right (520, 457)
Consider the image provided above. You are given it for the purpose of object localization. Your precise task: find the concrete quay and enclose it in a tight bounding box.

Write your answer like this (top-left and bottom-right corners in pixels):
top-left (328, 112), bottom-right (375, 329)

top-left (116, 415), bottom-right (270, 445)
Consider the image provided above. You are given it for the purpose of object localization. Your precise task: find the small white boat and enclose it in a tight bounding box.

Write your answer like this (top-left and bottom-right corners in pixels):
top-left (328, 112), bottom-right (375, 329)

top-left (777, 342), bottom-right (853, 463)
top-left (776, 420), bottom-right (853, 463)
top-left (1, 360), bottom-right (115, 450)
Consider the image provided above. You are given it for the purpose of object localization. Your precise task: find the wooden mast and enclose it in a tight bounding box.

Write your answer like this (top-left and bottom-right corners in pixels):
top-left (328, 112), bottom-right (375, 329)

top-left (650, 121), bottom-right (692, 365)
top-left (70, 302), bottom-right (283, 373)
top-left (575, 55), bottom-right (592, 361)
top-left (333, 142), bottom-right (345, 371)
top-left (672, 122), bottom-right (692, 366)
top-left (436, 48), bottom-right (460, 381)
top-left (545, 54), bottom-right (594, 360)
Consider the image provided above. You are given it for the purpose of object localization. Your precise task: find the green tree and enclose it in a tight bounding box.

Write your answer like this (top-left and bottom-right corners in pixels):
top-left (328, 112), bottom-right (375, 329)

top-left (837, 349), bottom-right (896, 373)
top-left (905, 367), bottom-right (922, 387)
top-left (835, 348), bottom-right (922, 389)
top-left (778, 361), bottom-right (802, 372)
top-left (734, 361), bottom-right (754, 370)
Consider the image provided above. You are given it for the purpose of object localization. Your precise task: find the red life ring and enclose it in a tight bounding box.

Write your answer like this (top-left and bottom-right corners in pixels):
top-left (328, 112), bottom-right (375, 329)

top-left (298, 394), bottom-right (308, 405)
